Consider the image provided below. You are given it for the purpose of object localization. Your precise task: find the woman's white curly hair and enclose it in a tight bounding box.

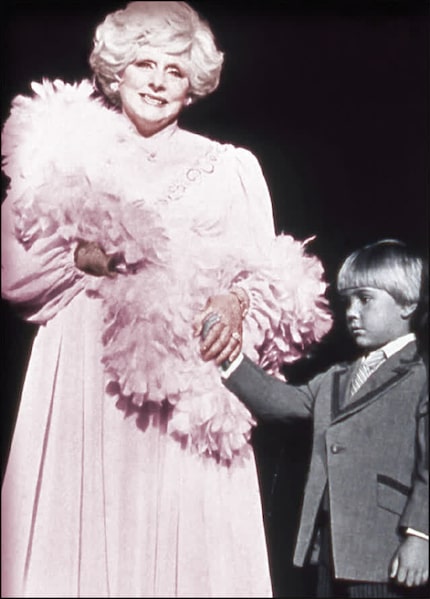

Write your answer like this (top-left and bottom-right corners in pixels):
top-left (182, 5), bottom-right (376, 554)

top-left (89, 1), bottom-right (224, 106)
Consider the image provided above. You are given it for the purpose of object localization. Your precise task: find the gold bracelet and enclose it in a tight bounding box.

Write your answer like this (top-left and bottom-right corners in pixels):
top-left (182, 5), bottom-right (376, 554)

top-left (230, 286), bottom-right (250, 318)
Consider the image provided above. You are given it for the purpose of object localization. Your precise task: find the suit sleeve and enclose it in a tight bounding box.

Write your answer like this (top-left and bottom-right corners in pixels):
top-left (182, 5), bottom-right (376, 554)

top-left (223, 354), bottom-right (315, 422)
top-left (399, 383), bottom-right (429, 535)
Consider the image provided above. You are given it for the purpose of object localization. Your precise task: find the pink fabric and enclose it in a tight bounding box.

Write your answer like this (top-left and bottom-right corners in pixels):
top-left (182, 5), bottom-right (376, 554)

top-left (1, 80), bottom-right (333, 597)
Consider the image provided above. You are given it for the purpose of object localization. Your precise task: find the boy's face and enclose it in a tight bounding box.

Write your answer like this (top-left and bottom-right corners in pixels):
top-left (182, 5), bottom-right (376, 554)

top-left (340, 287), bottom-right (411, 351)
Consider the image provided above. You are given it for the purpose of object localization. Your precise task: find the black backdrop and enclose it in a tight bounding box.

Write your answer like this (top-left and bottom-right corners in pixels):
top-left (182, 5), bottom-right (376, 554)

top-left (2, 1), bottom-right (429, 596)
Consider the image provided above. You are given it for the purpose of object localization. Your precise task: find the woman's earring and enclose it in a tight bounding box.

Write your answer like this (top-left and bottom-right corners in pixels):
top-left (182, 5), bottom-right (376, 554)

top-left (110, 82), bottom-right (119, 92)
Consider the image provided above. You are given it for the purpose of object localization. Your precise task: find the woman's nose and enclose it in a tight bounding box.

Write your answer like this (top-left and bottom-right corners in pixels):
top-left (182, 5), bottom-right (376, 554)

top-left (148, 69), bottom-right (166, 91)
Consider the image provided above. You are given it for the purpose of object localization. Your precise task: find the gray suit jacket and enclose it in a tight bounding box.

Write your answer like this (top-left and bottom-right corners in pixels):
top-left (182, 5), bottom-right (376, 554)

top-left (225, 341), bottom-right (428, 582)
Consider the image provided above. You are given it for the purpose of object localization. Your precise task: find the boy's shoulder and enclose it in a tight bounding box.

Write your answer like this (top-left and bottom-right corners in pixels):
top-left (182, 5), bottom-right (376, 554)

top-left (309, 340), bottom-right (426, 385)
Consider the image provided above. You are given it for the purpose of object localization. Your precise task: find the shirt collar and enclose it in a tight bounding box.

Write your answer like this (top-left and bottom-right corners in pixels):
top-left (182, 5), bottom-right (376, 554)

top-left (372, 333), bottom-right (416, 360)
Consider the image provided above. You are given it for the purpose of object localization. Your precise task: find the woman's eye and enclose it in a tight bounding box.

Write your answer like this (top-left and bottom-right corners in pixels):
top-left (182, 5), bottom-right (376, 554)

top-left (167, 68), bottom-right (183, 78)
top-left (135, 60), bottom-right (153, 69)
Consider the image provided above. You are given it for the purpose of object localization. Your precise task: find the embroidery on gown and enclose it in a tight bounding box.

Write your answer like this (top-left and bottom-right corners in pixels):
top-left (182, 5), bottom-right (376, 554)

top-left (166, 143), bottom-right (228, 201)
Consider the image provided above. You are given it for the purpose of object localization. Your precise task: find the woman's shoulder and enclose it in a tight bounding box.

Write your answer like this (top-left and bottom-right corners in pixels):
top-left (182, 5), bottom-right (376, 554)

top-left (7, 78), bottom-right (105, 116)
top-left (176, 128), bottom-right (262, 170)
top-left (3, 78), bottom-right (126, 137)
top-left (2, 78), bottom-right (131, 179)
top-left (177, 128), bottom-right (256, 155)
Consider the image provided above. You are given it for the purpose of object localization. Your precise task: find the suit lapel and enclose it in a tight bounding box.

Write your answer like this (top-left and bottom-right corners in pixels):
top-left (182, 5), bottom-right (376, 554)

top-left (332, 342), bottom-right (420, 422)
top-left (331, 365), bottom-right (350, 419)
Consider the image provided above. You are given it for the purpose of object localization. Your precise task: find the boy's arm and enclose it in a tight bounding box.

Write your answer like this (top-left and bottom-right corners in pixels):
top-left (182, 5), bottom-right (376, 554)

top-left (399, 387), bottom-right (429, 535)
top-left (223, 354), bottom-right (314, 422)
top-left (390, 386), bottom-right (429, 587)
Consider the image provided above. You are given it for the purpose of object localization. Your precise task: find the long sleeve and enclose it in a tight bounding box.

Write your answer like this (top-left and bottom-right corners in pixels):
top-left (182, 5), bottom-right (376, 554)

top-left (1, 195), bottom-right (85, 324)
top-left (224, 354), bottom-right (314, 422)
top-left (233, 147), bottom-right (276, 245)
top-left (226, 149), bottom-right (333, 373)
top-left (399, 384), bottom-right (429, 535)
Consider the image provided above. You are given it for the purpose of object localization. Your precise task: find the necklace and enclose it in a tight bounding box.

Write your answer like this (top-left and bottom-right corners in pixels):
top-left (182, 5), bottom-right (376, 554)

top-left (123, 115), bottom-right (179, 163)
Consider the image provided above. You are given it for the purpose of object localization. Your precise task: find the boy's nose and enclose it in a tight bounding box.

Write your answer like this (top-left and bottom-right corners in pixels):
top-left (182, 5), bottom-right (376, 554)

top-left (346, 300), bottom-right (360, 321)
top-left (346, 311), bottom-right (358, 324)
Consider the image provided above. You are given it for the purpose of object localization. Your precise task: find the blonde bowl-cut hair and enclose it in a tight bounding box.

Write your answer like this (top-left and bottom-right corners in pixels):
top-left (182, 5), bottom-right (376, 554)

top-left (336, 239), bottom-right (423, 306)
top-left (89, 1), bottom-right (224, 106)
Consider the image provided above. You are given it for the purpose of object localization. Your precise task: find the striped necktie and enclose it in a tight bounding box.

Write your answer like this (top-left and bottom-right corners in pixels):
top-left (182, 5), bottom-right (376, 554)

top-left (350, 349), bottom-right (386, 397)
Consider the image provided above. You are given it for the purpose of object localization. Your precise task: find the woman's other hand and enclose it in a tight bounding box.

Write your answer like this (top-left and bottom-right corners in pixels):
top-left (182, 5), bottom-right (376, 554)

top-left (194, 289), bottom-right (249, 367)
top-left (74, 241), bottom-right (118, 277)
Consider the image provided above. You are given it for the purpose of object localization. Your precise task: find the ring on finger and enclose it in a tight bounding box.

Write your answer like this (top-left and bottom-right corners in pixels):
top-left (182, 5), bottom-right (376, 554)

top-left (231, 332), bottom-right (241, 342)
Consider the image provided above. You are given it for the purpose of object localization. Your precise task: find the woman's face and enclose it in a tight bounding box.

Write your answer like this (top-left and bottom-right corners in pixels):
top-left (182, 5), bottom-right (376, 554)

top-left (118, 47), bottom-right (191, 137)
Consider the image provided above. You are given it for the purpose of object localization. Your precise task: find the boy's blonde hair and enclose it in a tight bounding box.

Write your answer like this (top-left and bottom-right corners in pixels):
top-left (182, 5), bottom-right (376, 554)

top-left (337, 239), bottom-right (423, 306)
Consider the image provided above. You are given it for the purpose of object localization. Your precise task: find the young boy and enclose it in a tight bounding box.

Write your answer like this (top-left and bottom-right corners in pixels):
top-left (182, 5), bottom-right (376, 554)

top-left (201, 239), bottom-right (428, 598)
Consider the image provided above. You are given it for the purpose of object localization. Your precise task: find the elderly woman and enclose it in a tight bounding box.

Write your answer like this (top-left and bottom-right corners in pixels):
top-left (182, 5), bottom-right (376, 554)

top-left (1, 2), bottom-right (332, 597)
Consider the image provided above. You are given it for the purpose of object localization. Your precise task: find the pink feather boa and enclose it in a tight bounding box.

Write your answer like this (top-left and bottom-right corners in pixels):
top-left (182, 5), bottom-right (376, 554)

top-left (2, 79), bottom-right (333, 462)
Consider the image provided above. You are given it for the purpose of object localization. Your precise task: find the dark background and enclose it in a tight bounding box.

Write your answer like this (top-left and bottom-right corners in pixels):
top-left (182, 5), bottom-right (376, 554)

top-left (2, 1), bottom-right (429, 596)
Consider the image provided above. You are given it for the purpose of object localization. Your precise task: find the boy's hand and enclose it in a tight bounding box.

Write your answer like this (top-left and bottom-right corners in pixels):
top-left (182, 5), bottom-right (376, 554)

top-left (390, 535), bottom-right (429, 587)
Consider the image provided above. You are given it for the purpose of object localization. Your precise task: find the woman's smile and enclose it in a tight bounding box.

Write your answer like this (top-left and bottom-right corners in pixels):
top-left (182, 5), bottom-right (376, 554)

top-left (139, 92), bottom-right (167, 106)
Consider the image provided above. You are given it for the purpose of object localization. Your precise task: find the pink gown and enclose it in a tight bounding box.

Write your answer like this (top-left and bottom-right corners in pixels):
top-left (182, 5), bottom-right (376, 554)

top-left (1, 80), bottom-right (332, 597)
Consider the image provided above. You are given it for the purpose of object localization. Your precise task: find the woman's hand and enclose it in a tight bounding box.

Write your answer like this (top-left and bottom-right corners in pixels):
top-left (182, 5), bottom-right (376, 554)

top-left (390, 535), bottom-right (429, 587)
top-left (74, 241), bottom-right (118, 277)
top-left (193, 292), bottom-right (246, 367)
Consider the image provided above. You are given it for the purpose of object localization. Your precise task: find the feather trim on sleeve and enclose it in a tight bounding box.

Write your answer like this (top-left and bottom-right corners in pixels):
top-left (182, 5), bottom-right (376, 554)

top-left (232, 234), bottom-right (333, 373)
top-left (96, 231), bottom-right (332, 462)
top-left (1, 79), bottom-right (169, 321)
